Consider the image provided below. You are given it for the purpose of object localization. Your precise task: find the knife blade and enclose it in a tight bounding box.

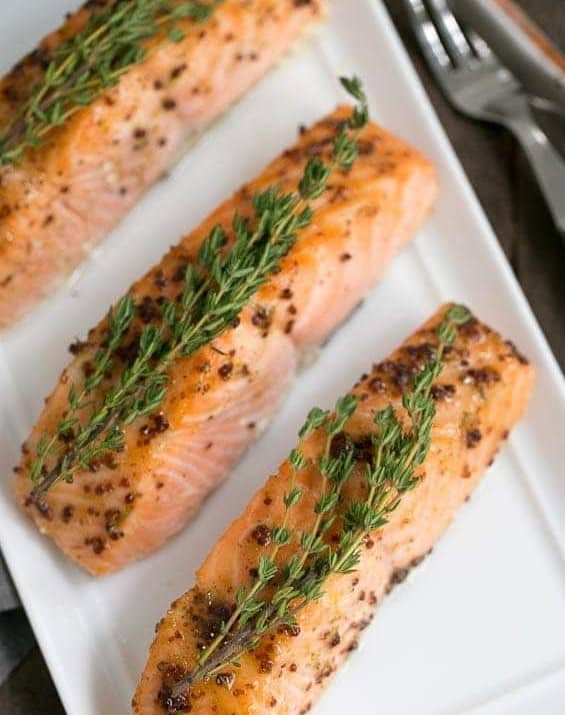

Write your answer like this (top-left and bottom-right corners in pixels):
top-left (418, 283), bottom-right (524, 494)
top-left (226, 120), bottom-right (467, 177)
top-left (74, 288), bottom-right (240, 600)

top-left (449, 0), bottom-right (565, 112)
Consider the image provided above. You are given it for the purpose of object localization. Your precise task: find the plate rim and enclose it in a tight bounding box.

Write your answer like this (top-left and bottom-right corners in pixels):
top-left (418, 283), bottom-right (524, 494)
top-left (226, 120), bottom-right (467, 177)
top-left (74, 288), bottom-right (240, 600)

top-left (0, 1), bottom-right (564, 714)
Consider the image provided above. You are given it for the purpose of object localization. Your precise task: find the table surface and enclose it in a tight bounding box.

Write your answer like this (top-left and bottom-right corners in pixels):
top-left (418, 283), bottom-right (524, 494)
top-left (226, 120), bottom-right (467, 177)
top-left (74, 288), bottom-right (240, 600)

top-left (1, 0), bottom-right (563, 712)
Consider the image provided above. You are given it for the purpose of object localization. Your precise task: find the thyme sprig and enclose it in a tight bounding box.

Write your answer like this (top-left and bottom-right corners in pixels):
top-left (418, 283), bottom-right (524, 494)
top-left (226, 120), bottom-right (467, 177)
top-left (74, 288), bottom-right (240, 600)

top-left (28, 77), bottom-right (370, 501)
top-left (166, 305), bottom-right (471, 702)
top-left (0, 0), bottom-right (223, 165)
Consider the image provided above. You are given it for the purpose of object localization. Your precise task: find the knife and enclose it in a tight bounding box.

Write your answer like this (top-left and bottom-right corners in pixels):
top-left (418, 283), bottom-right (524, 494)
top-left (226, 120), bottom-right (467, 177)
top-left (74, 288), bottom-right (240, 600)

top-left (449, 0), bottom-right (565, 113)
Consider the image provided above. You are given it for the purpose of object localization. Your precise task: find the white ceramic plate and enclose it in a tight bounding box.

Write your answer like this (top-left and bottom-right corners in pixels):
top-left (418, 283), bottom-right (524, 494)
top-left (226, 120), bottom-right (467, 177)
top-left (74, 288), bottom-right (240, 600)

top-left (1, 1), bottom-right (564, 713)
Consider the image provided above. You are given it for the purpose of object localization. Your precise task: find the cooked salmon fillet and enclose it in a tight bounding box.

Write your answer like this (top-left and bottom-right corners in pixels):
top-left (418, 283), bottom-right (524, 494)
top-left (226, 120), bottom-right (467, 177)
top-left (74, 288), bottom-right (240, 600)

top-left (13, 107), bottom-right (437, 575)
top-left (133, 305), bottom-right (535, 715)
top-left (0, 0), bottom-right (325, 330)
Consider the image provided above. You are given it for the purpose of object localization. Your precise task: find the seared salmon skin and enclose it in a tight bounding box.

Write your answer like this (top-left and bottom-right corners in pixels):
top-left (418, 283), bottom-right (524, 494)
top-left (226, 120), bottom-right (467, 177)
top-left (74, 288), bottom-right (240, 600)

top-left (0, 0), bottom-right (325, 330)
top-left (14, 107), bottom-right (438, 575)
top-left (133, 305), bottom-right (535, 715)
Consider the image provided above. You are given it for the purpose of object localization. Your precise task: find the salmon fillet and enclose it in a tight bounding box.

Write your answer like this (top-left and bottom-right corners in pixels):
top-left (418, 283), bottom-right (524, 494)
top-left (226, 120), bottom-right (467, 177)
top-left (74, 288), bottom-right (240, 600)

top-left (132, 305), bottom-right (535, 715)
top-left (0, 0), bottom-right (325, 330)
top-left (13, 107), bottom-right (437, 575)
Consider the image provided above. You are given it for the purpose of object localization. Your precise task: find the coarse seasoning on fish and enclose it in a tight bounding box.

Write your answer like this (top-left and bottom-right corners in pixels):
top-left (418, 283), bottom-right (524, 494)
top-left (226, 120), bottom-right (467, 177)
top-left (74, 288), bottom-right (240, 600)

top-left (0, 0), bottom-right (325, 330)
top-left (133, 305), bottom-right (535, 715)
top-left (13, 106), bottom-right (438, 575)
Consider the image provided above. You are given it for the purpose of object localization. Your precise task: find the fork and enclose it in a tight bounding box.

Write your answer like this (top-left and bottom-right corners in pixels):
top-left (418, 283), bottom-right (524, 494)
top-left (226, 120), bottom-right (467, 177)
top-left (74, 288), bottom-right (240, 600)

top-left (404, 0), bottom-right (565, 234)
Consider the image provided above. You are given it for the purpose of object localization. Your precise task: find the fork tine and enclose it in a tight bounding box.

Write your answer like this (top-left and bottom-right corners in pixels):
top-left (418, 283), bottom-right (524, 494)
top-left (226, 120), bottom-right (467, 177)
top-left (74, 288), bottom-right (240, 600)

top-left (467, 30), bottom-right (492, 59)
top-left (405, 0), bottom-right (452, 72)
top-left (426, 0), bottom-right (474, 64)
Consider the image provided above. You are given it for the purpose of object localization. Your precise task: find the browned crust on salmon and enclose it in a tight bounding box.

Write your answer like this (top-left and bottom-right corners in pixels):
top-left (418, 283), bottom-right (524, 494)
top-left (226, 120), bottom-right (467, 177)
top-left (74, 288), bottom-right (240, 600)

top-left (13, 107), bottom-right (438, 575)
top-left (132, 305), bottom-right (535, 714)
top-left (0, 0), bottom-right (325, 329)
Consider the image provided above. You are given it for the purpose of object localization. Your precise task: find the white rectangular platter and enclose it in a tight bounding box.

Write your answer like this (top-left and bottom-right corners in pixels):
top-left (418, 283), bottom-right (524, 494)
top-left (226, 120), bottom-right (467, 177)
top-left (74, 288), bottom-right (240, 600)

top-left (1, 1), bottom-right (565, 713)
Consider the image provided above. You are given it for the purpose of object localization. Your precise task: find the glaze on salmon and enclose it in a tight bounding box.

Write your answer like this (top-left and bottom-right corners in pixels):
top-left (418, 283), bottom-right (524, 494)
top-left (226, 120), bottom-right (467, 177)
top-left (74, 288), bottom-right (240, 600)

top-left (133, 305), bottom-right (535, 715)
top-left (0, 0), bottom-right (325, 330)
top-left (14, 107), bottom-right (437, 575)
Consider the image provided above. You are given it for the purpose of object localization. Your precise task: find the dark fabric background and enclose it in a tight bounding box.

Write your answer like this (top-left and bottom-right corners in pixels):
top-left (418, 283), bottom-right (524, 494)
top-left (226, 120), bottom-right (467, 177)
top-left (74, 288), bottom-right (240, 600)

top-left (0, 0), bottom-right (562, 712)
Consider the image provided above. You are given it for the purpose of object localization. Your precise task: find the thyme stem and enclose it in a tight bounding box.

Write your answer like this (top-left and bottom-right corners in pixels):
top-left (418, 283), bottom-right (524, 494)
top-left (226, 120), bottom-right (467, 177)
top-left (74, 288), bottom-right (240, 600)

top-left (0, 0), bottom-right (223, 164)
top-left (166, 304), bottom-right (471, 702)
top-left (28, 77), bottom-right (370, 502)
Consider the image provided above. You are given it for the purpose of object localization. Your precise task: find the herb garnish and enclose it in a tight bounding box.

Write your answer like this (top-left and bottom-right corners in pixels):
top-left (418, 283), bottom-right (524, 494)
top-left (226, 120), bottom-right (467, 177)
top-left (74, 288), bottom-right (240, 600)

top-left (0, 0), bottom-right (223, 165)
top-left (165, 305), bottom-right (470, 704)
top-left (28, 77), bottom-right (370, 501)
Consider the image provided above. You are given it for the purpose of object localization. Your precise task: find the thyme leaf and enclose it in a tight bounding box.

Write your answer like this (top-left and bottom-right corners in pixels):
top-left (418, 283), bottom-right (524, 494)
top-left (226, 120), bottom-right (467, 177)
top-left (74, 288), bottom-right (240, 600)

top-left (0, 0), bottom-right (223, 164)
top-left (165, 304), bottom-right (471, 703)
top-left (28, 77), bottom-right (370, 501)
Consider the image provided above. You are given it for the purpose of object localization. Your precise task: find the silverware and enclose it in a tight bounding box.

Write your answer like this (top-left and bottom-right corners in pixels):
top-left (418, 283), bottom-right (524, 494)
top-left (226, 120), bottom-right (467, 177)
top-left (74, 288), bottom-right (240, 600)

top-left (530, 97), bottom-right (565, 160)
top-left (450, 0), bottom-right (565, 112)
top-left (404, 0), bottom-right (565, 235)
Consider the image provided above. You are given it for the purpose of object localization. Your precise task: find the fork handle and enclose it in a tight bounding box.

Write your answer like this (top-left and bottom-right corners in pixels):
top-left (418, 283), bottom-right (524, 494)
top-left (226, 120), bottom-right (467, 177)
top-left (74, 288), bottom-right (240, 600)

top-left (504, 117), bottom-right (565, 236)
